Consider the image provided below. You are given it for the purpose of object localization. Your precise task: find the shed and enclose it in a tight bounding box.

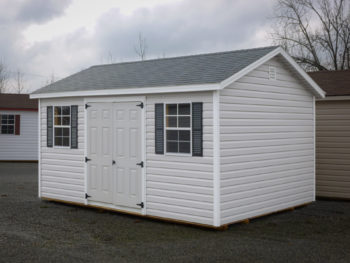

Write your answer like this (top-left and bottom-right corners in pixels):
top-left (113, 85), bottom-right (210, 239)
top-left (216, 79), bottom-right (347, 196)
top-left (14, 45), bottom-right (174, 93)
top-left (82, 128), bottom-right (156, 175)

top-left (30, 46), bottom-right (325, 228)
top-left (309, 70), bottom-right (350, 200)
top-left (0, 94), bottom-right (38, 161)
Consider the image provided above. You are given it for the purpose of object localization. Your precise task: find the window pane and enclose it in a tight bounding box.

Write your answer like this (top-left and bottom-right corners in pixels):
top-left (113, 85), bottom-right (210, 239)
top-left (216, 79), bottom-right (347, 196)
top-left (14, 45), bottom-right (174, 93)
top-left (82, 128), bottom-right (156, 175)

top-left (178, 104), bottom-right (190, 115)
top-left (55, 127), bottom-right (62, 136)
top-left (178, 116), bottom-right (190, 127)
top-left (1, 126), bottom-right (7, 134)
top-left (54, 106), bottom-right (61, 115)
top-left (166, 104), bottom-right (177, 115)
top-left (179, 130), bottom-right (190, 141)
top-left (63, 137), bottom-right (69, 146)
top-left (166, 116), bottom-right (177, 127)
top-left (62, 117), bottom-right (70, 125)
top-left (8, 119), bottom-right (14, 124)
top-left (8, 115), bottom-right (14, 120)
top-left (54, 117), bottom-right (61, 125)
top-left (167, 142), bottom-right (178, 153)
top-left (179, 142), bottom-right (190, 153)
top-left (8, 126), bottom-right (14, 134)
top-left (1, 119), bottom-right (6, 124)
top-left (62, 128), bottom-right (69, 136)
top-left (62, 106), bottom-right (70, 115)
top-left (55, 137), bottom-right (62, 146)
top-left (166, 130), bottom-right (178, 141)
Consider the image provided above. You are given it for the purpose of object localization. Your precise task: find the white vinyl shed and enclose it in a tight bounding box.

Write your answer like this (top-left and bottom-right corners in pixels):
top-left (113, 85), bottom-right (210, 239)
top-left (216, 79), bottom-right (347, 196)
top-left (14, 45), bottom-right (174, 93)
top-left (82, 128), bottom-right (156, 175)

top-left (30, 46), bottom-right (325, 228)
top-left (0, 94), bottom-right (38, 161)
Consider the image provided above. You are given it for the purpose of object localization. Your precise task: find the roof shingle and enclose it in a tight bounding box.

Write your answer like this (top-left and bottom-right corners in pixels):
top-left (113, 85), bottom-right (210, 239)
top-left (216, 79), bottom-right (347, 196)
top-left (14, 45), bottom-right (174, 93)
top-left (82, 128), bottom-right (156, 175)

top-left (0, 94), bottom-right (38, 110)
top-left (308, 70), bottom-right (350, 96)
top-left (33, 46), bottom-right (278, 94)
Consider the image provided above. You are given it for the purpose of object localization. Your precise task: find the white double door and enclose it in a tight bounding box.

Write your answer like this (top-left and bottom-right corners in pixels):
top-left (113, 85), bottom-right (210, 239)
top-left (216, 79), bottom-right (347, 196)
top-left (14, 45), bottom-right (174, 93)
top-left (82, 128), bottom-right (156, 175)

top-left (87, 102), bottom-right (142, 209)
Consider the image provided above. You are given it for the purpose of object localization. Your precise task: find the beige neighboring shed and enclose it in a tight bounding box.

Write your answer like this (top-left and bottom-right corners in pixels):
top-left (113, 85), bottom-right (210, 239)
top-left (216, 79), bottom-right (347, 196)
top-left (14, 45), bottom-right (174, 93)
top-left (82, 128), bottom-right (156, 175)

top-left (309, 70), bottom-right (350, 199)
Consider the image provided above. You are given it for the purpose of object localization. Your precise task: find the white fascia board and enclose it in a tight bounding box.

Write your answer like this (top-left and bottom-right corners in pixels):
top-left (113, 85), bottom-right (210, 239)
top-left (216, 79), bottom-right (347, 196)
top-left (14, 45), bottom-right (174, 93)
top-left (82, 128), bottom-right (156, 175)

top-left (219, 47), bottom-right (326, 99)
top-left (29, 83), bottom-right (220, 99)
top-left (317, 95), bottom-right (350, 101)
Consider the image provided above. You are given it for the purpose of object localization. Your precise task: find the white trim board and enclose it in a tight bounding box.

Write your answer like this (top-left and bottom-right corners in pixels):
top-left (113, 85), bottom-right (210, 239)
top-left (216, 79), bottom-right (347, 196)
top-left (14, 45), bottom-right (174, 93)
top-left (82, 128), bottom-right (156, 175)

top-left (213, 90), bottom-right (221, 227)
top-left (30, 47), bottom-right (325, 100)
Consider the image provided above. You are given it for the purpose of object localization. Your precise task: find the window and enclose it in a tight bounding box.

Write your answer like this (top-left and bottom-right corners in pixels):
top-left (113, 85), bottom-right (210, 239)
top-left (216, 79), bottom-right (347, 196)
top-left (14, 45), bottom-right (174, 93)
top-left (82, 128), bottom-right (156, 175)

top-left (0, 115), bottom-right (15, 134)
top-left (165, 103), bottom-right (191, 154)
top-left (54, 106), bottom-right (70, 147)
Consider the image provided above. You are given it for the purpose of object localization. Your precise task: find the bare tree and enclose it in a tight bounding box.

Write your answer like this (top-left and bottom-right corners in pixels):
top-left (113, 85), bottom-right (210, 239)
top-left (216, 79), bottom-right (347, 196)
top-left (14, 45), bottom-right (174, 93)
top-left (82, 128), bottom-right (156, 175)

top-left (271, 0), bottom-right (350, 71)
top-left (0, 62), bottom-right (9, 93)
top-left (13, 69), bottom-right (26, 94)
top-left (134, 32), bottom-right (148, 60)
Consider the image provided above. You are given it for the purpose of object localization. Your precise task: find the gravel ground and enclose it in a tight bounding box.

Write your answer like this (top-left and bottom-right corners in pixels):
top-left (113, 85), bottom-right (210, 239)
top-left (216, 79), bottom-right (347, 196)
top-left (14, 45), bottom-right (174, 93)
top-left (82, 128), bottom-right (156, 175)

top-left (0, 162), bottom-right (349, 263)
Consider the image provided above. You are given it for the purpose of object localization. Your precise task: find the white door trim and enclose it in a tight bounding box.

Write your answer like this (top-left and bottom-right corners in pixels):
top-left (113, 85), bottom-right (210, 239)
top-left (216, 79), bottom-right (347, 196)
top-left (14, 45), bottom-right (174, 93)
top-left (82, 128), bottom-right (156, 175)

top-left (83, 96), bottom-right (146, 214)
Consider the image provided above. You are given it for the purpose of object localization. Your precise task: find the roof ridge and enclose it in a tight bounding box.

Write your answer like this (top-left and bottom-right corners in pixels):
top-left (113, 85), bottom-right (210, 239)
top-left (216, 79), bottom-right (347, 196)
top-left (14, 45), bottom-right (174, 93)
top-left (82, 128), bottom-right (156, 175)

top-left (90, 45), bottom-right (279, 68)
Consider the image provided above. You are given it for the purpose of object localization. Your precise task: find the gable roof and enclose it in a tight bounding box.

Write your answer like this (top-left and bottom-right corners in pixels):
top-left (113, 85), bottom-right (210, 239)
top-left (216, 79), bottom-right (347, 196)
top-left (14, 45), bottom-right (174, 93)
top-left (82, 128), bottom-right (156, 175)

top-left (0, 94), bottom-right (38, 111)
top-left (30, 46), bottom-right (325, 99)
top-left (308, 70), bottom-right (350, 96)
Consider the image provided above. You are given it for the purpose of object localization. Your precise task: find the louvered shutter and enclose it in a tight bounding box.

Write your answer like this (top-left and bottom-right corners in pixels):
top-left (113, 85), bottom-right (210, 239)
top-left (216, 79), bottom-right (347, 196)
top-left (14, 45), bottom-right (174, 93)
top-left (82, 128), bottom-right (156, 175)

top-left (155, 103), bottom-right (164, 154)
top-left (14, 115), bottom-right (20, 135)
top-left (70, 105), bottom-right (78, 149)
top-left (47, 106), bottom-right (53, 147)
top-left (192, 102), bottom-right (203, 156)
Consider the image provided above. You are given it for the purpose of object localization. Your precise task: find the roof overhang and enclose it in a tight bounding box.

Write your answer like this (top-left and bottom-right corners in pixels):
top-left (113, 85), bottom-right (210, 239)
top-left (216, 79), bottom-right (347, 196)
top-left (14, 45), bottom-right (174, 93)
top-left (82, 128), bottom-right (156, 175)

top-left (316, 95), bottom-right (350, 101)
top-left (30, 83), bottom-right (220, 99)
top-left (30, 46), bottom-right (326, 99)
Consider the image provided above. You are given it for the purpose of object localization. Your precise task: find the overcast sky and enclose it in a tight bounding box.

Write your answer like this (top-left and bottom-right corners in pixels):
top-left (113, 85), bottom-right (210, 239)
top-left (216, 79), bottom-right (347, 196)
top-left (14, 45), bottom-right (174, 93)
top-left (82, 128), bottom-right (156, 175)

top-left (0, 0), bottom-right (275, 93)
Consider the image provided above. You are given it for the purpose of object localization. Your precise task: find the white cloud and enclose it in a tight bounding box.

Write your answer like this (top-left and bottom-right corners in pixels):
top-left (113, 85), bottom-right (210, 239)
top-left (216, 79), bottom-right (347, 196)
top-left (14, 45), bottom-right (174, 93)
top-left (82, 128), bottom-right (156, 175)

top-left (1, 0), bottom-right (275, 93)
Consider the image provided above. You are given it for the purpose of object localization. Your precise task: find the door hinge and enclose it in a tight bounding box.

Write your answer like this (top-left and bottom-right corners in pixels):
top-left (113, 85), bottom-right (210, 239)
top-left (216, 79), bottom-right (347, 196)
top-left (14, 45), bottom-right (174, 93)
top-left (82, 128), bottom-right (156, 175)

top-left (85, 157), bottom-right (91, 162)
top-left (85, 193), bottom-right (91, 199)
top-left (85, 104), bottom-right (91, 109)
top-left (136, 161), bottom-right (144, 168)
top-left (136, 102), bottom-right (144, 109)
top-left (136, 202), bottom-right (144, 208)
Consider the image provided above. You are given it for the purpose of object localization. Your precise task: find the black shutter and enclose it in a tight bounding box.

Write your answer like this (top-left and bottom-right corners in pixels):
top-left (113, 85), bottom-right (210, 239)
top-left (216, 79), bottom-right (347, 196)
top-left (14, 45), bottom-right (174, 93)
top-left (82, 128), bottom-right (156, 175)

top-left (47, 106), bottom-right (53, 147)
top-left (192, 102), bottom-right (203, 156)
top-left (71, 105), bottom-right (78, 149)
top-left (155, 103), bottom-right (164, 154)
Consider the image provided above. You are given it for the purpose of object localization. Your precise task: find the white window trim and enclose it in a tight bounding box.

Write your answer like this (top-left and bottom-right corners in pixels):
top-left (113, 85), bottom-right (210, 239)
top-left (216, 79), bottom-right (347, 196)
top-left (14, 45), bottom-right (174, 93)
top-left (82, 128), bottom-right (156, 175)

top-left (53, 106), bottom-right (71, 148)
top-left (268, 66), bottom-right (277, 80)
top-left (164, 103), bottom-right (192, 156)
top-left (0, 114), bottom-right (16, 135)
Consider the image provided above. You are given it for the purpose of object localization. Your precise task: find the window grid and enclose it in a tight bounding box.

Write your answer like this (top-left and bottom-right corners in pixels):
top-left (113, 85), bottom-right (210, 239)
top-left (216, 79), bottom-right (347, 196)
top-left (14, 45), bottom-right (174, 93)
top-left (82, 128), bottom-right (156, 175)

top-left (164, 103), bottom-right (192, 154)
top-left (53, 106), bottom-right (71, 147)
top-left (0, 114), bottom-right (15, 134)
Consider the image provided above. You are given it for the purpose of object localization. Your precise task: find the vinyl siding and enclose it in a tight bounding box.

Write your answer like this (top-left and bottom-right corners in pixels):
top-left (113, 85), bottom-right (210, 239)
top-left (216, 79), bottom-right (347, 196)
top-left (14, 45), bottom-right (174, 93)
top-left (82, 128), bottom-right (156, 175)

top-left (316, 100), bottom-right (350, 199)
top-left (220, 56), bottom-right (315, 225)
top-left (0, 110), bottom-right (38, 161)
top-left (40, 98), bottom-right (85, 204)
top-left (146, 92), bottom-right (214, 226)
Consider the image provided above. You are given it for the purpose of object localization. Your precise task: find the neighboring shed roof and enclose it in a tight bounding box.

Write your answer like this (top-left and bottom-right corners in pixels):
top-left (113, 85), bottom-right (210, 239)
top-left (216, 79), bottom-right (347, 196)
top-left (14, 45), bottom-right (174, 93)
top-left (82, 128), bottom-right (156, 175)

top-left (0, 94), bottom-right (38, 110)
top-left (32, 46), bottom-right (278, 94)
top-left (308, 70), bottom-right (350, 96)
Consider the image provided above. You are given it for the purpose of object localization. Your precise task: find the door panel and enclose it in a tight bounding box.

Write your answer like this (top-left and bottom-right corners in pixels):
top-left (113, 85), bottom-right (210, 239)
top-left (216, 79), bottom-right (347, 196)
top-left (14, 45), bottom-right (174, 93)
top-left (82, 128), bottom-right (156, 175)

top-left (113, 102), bottom-right (142, 208)
top-left (87, 101), bottom-right (142, 209)
top-left (87, 103), bottom-right (113, 203)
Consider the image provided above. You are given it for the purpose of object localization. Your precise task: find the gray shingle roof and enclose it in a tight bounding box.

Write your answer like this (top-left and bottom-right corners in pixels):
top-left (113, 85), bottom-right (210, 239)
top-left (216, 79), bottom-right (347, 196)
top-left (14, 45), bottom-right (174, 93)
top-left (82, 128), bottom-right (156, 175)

top-left (33, 46), bottom-right (278, 94)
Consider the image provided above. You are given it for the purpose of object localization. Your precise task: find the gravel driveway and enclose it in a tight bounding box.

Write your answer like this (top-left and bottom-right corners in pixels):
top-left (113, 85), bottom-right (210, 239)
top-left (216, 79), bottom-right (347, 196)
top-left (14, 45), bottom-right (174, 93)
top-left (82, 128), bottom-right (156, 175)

top-left (0, 162), bottom-right (349, 263)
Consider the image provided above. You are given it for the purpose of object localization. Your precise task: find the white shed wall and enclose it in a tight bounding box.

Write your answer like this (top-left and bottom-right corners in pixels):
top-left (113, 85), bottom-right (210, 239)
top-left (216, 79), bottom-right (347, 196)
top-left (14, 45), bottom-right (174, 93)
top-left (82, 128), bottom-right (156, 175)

top-left (219, 56), bottom-right (315, 225)
top-left (39, 93), bottom-right (214, 225)
top-left (40, 98), bottom-right (85, 204)
top-left (146, 92), bottom-right (214, 225)
top-left (0, 110), bottom-right (38, 161)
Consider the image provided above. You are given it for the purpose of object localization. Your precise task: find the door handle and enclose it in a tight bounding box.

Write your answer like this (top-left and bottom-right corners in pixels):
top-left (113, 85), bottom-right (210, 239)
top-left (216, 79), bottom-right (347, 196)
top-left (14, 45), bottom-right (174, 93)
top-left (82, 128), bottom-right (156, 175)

top-left (112, 160), bottom-right (116, 165)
